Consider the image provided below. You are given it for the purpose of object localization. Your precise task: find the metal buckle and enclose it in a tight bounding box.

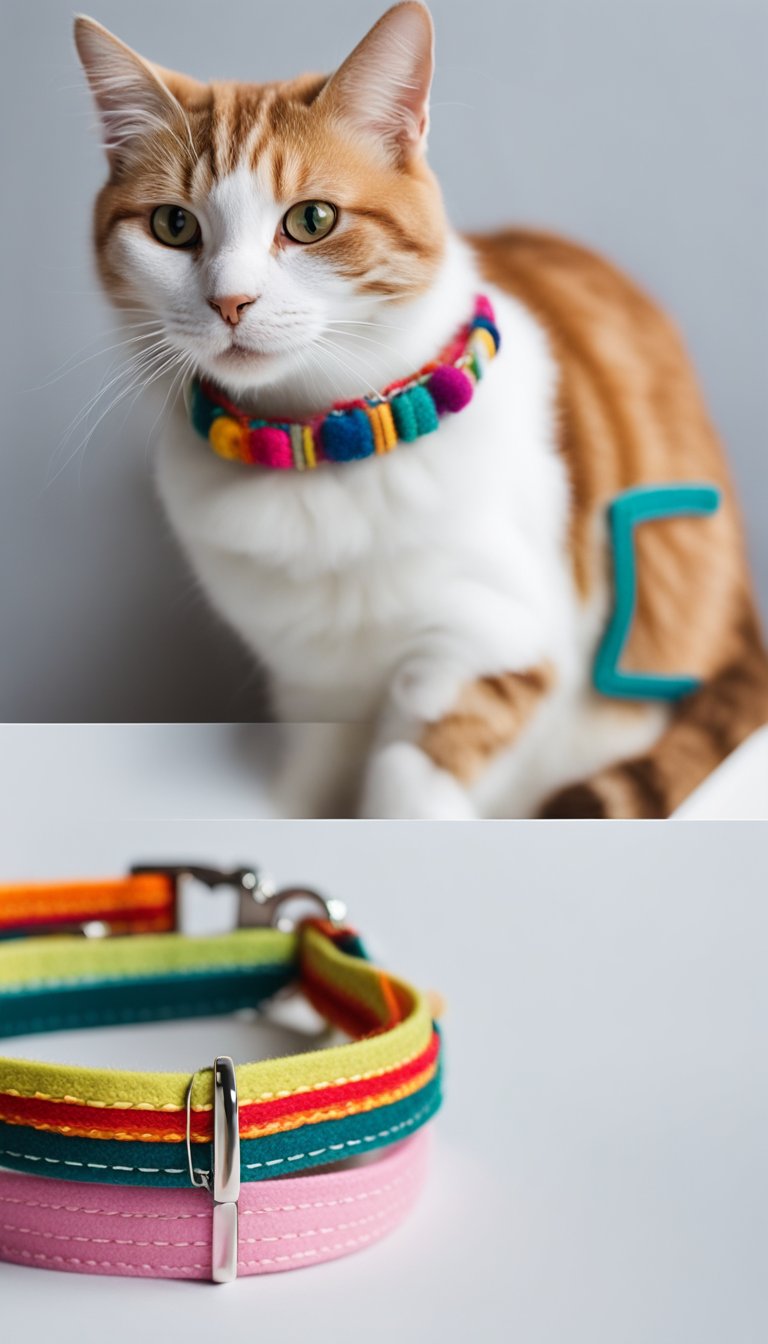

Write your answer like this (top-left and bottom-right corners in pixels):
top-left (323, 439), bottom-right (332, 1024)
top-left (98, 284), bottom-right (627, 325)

top-left (186, 1057), bottom-right (240, 1284)
top-left (130, 862), bottom-right (347, 933)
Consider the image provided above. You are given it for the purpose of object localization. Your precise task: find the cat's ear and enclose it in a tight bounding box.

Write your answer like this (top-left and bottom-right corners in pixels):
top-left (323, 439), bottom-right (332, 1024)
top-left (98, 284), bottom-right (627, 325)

top-left (318, 2), bottom-right (434, 167)
top-left (74, 16), bottom-right (204, 163)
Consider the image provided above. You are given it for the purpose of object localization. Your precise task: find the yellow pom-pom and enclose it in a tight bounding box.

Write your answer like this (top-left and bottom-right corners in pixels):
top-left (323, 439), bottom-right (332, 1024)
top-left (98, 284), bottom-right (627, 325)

top-left (471, 327), bottom-right (497, 363)
top-left (209, 415), bottom-right (246, 461)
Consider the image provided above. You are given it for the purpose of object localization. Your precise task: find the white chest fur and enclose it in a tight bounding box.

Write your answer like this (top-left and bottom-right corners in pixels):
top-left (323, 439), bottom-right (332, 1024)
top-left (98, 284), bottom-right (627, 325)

top-left (156, 244), bottom-right (579, 722)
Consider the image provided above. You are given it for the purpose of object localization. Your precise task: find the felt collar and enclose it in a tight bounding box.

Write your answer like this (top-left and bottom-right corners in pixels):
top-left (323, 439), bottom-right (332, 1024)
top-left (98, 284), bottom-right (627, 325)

top-left (0, 868), bottom-right (441, 1190)
top-left (188, 295), bottom-right (501, 470)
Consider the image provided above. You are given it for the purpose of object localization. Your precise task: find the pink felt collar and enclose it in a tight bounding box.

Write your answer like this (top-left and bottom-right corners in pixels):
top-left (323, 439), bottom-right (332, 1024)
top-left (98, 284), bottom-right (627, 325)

top-left (0, 1128), bottom-right (430, 1281)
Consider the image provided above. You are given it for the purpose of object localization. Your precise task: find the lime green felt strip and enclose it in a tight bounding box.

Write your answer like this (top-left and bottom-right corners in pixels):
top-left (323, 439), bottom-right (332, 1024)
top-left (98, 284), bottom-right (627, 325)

top-left (0, 928), bottom-right (296, 990)
top-left (0, 925), bottom-right (433, 1112)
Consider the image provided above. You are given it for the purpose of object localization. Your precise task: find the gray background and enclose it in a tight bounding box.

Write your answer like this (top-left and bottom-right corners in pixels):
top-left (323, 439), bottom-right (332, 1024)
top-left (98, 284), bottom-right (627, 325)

top-left (2, 820), bottom-right (767, 1341)
top-left (1, 0), bottom-right (766, 720)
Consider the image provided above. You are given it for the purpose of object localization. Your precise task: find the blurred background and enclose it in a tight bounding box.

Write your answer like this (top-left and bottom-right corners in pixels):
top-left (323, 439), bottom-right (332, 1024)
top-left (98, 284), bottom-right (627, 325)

top-left (1, 0), bottom-right (766, 719)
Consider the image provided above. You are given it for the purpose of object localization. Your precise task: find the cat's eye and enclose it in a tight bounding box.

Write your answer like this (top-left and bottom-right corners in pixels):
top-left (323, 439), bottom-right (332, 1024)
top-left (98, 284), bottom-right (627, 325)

top-left (283, 201), bottom-right (337, 244)
top-left (150, 205), bottom-right (201, 248)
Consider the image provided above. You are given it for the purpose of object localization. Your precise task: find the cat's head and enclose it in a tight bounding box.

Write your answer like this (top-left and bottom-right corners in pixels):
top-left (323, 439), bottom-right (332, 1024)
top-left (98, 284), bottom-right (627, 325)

top-left (75, 3), bottom-right (445, 399)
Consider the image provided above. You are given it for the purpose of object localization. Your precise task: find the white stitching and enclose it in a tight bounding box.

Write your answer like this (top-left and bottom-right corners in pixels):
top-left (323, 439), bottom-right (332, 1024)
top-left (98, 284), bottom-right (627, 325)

top-left (1, 1200), bottom-right (409, 1250)
top-left (1, 1223), bottom-right (209, 1248)
top-left (0, 1244), bottom-right (207, 1274)
top-left (0, 1171), bottom-right (407, 1219)
top-left (0, 1095), bottom-right (437, 1176)
top-left (238, 1222), bottom-right (398, 1269)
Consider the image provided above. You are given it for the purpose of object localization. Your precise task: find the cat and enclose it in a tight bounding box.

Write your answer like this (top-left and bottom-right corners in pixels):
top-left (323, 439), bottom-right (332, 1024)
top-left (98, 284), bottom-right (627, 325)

top-left (75, 3), bottom-right (768, 818)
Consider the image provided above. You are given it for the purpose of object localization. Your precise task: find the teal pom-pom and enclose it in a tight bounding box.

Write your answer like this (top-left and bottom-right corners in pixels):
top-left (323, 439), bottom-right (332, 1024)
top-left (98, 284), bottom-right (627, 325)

top-left (189, 380), bottom-right (219, 439)
top-left (410, 384), bottom-right (439, 435)
top-left (391, 391), bottom-right (419, 442)
top-left (321, 408), bottom-right (375, 462)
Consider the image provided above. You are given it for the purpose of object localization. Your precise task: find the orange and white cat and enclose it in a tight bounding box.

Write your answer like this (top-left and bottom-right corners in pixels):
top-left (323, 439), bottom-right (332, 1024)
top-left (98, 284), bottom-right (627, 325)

top-left (75, 3), bottom-right (768, 818)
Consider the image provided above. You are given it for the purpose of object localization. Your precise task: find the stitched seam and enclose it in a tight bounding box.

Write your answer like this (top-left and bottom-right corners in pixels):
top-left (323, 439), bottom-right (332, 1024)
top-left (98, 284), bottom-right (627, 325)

top-left (238, 1222), bottom-right (398, 1269)
top-left (0, 1065), bottom-right (436, 1142)
top-left (0, 1035), bottom-right (433, 1110)
top-left (0, 1222), bottom-right (397, 1274)
top-left (0, 1094), bottom-right (438, 1174)
top-left (0, 1171), bottom-right (407, 1219)
top-left (241, 1199), bottom-right (411, 1244)
top-left (2, 1200), bottom-right (410, 1248)
top-left (1, 1223), bottom-right (209, 1248)
top-left (0, 1245), bottom-right (206, 1274)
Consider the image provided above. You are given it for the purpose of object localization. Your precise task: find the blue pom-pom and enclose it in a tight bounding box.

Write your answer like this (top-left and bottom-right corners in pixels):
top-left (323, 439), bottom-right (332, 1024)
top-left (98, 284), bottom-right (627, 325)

top-left (472, 316), bottom-right (501, 351)
top-left (321, 408), bottom-right (375, 462)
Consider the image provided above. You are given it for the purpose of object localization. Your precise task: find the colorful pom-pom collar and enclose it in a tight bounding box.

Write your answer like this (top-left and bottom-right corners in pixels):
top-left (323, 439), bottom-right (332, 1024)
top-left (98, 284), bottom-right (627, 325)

top-left (0, 863), bottom-right (442, 1283)
top-left (189, 295), bottom-right (501, 470)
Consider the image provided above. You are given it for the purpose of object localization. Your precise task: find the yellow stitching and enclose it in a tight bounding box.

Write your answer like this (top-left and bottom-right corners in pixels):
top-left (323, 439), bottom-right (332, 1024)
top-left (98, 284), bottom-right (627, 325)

top-left (0, 1065), bottom-right (438, 1143)
top-left (0, 1035), bottom-right (432, 1111)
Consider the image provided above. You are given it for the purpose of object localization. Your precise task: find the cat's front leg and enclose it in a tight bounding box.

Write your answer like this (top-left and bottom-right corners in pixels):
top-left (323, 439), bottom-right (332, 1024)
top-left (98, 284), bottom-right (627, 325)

top-left (361, 600), bottom-right (553, 819)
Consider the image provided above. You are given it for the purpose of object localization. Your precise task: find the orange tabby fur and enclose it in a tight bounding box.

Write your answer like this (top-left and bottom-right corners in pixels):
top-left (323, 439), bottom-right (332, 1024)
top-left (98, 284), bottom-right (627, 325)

top-left (420, 231), bottom-right (768, 815)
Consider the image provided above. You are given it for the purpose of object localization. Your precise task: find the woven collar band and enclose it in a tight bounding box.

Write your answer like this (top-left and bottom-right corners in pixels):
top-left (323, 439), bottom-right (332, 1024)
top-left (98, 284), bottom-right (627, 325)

top-left (189, 294), bottom-right (501, 470)
top-left (0, 864), bottom-right (442, 1284)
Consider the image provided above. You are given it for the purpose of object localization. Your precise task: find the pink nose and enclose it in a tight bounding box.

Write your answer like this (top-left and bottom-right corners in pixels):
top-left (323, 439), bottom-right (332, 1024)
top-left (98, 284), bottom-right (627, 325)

top-left (207, 294), bottom-right (257, 326)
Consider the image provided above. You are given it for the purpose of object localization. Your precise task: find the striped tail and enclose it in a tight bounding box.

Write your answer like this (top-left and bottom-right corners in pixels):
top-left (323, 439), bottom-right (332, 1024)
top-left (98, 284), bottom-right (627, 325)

top-left (541, 641), bottom-right (768, 818)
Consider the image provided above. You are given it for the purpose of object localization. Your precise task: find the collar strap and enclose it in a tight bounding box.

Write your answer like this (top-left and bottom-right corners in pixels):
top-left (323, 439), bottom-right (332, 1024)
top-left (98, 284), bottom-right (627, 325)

top-left (0, 1125), bottom-right (430, 1282)
top-left (190, 295), bottom-right (501, 470)
top-left (0, 871), bottom-right (441, 1190)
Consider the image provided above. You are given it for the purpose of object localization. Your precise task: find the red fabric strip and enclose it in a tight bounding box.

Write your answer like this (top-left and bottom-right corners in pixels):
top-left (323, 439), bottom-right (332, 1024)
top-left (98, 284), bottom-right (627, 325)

top-left (0, 1032), bottom-right (440, 1142)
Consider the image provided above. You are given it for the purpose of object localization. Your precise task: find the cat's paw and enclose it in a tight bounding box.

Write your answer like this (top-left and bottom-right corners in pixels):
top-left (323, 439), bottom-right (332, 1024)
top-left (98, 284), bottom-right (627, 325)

top-left (391, 655), bottom-right (467, 724)
top-left (360, 742), bottom-right (476, 819)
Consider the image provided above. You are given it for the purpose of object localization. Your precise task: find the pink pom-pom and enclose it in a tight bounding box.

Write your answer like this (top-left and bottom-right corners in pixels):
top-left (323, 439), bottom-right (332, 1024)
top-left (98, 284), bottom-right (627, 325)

top-left (427, 365), bottom-right (474, 415)
top-left (249, 426), bottom-right (293, 469)
top-left (475, 295), bottom-right (495, 321)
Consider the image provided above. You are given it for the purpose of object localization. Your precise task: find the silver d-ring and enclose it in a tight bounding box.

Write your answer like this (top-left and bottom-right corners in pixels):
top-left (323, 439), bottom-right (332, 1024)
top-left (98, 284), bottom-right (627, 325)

top-left (238, 885), bottom-right (346, 931)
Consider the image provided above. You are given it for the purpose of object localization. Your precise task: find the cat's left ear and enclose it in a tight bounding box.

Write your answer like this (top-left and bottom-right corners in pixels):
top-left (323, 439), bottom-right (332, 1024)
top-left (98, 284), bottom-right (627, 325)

top-left (318, 2), bottom-right (434, 167)
top-left (74, 15), bottom-right (205, 165)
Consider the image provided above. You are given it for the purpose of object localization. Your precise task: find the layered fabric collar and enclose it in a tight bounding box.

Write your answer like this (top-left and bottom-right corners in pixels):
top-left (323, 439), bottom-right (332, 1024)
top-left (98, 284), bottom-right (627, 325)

top-left (188, 295), bottom-right (501, 471)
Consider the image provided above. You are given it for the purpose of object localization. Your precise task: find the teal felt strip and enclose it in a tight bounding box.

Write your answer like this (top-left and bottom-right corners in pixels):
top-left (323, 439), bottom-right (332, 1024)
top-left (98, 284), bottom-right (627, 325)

top-left (0, 965), bottom-right (295, 1040)
top-left (593, 482), bottom-right (722, 701)
top-left (0, 1069), bottom-right (442, 1187)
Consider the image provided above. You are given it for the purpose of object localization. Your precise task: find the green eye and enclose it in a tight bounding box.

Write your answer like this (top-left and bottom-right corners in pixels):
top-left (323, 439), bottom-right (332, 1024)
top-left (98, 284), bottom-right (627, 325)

top-left (283, 201), bottom-right (337, 244)
top-left (150, 205), bottom-right (201, 248)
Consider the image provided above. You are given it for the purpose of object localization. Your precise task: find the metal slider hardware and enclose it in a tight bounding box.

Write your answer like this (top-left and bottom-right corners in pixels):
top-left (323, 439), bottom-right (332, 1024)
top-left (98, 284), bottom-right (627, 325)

top-left (186, 1057), bottom-right (241, 1284)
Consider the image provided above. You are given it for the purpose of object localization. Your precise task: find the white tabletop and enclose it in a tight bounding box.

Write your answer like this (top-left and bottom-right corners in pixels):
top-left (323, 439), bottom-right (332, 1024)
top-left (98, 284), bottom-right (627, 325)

top-left (0, 722), bottom-right (766, 818)
top-left (1, 819), bottom-right (766, 1343)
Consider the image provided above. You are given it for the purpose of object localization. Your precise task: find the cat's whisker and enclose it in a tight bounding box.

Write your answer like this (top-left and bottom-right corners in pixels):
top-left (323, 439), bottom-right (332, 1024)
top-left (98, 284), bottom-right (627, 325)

top-left (322, 329), bottom-right (404, 357)
top-left (62, 345), bottom-right (184, 489)
top-left (144, 353), bottom-right (197, 462)
top-left (30, 326), bottom-right (166, 392)
top-left (312, 335), bottom-right (391, 395)
top-left (48, 340), bottom-right (173, 480)
top-left (309, 339), bottom-right (381, 400)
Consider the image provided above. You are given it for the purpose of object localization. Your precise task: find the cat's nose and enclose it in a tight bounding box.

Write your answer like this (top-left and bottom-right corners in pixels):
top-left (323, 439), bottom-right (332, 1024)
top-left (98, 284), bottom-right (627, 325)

top-left (207, 294), bottom-right (257, 326)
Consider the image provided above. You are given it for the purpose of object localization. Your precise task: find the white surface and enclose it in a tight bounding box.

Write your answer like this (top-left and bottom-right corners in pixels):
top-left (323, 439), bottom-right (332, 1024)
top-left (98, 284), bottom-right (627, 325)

top-left (1, 820), bottom-right (767, 1342)
top-left (0, 722), bottom-right (766, 818)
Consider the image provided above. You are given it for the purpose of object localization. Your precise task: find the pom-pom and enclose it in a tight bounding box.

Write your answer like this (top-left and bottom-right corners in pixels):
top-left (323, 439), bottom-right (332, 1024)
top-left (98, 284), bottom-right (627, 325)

top-left (209, 414), bottom-right (247, 462)
top-left (472, 316), bottom-right (501, 352)
top-left (427, 365), bottom-right (474, 415)
top-left (249, 425), bottom-right (293, 469)
top-left (321, 408), bottom-right (375, 462)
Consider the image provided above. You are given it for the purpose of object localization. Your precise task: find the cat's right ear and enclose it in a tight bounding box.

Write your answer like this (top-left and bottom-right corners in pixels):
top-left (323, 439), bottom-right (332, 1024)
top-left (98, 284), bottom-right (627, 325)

top-left (73, 16), bottom-right (203, 164)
